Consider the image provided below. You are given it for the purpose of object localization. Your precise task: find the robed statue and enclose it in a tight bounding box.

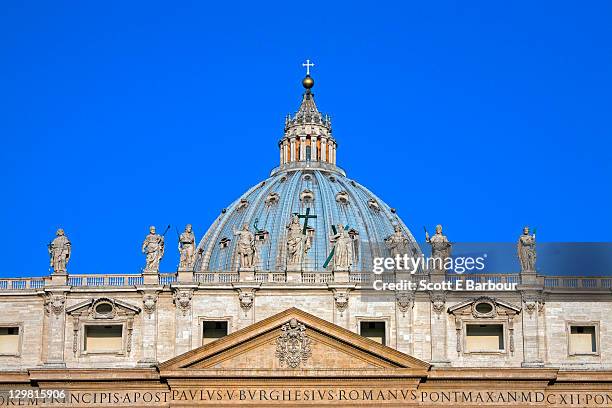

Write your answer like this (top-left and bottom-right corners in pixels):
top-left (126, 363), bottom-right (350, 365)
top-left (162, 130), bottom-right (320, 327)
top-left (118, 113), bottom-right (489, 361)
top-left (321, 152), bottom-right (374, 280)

top-left (142, 226), bottom-right (165, 272)
top-left (48, 228), bottom-right (71, 273)
top-left (425, 224), bottom-right (451, 270)
top-left (286, 214), bottom-right (311, 267)
top-left (385, 225), bottom-right (409, 258)
top-left (517, 226), bottom-right (536, 272)
top-left (330, 224), bottom-right (354, 272)
top-left (233, 223), bottom-right (257, 269)
top-left (178, 224), bottom-right (196, 270)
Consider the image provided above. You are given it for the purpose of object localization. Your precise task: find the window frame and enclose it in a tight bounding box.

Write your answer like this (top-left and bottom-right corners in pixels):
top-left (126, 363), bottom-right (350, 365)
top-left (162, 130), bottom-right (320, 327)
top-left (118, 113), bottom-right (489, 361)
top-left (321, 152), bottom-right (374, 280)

top-left (0, 323), bottom-right (23, 357)
top-left (198, 316), bottom-right (232, 347)
top-left (81, 321), bottom-right (126, 356)
top-left (463, 321), bottom-right (507, 355)
top-left (355, 316), bottom-right (390, 347)
top-left (567, 321), bottom-right (600, 356)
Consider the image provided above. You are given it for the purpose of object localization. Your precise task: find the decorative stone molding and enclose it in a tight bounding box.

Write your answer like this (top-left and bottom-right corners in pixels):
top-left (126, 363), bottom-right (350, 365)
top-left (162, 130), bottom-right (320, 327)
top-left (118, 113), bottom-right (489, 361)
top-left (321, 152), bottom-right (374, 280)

top-left (300, 189), bottom-right (314, 202)
top-left (335, 191), bottom-right (350, 204)
top-left (173, 289), bottom-right (192, 316)
top-left (142, 293), bottom-right (158, 316)
top-left (236, 199), bottom-right (249, 211)
top-left (333, 291), bottom-right (349, 316)
top-left (44, 293), bottom-right (65, 317)
top-left (396, 292), bottom-right (414, 317)
top-left (264, 192), bottom-right (280, 206)
top-left (521, 292), bottom-right (545, 318)
top-left (368, 199), bottom-right (380, 211)
top-left (65, 298), bottom-right (139, 357)
top-left (429, 292), bottom-right (446, 317)
top-left (72, 315), bottom-right (79, 356)
top-left (448, 297), bottom-right (521, 356)
top-left (66, 297), bottom-right (141, 318)
top-left (126, 319), bottom-right (134, 354)
top-left (89, 298), bottom-right (117, 319)
top-left (275, 318), bottom-right (312, 368)
top-left (238, 290), bottom-right (255, 315)
top-left (470, 296), bottom-right (497, 319)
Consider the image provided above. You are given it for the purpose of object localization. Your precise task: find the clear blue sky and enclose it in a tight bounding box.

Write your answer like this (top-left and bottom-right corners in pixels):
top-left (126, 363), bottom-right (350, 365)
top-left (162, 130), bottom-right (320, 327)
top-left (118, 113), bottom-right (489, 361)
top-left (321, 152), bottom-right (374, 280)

top-left (1, 1), bottom-right (611, 277)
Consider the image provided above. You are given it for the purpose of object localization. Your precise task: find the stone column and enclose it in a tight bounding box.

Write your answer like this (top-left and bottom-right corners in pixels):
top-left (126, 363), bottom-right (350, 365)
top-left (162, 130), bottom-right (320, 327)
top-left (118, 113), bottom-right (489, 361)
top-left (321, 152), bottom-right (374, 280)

top-left (311, 136), bottom-right (317, 162)
top-left (395, 292), bottom-right (415, 355)
top-left (429, 291), bottom-right (450, 366)
top-left (290, 138), bottom-right (296, 162)
top-left (138, 291), bottom-right (160, 366)
top-left (520, 291), bottom-right (545, 367)
top-left (279, 143), bottom-right (283, 165)
top-left (321, 137), bottom-right (327, 162)
top-left (330, 143), bottom-right (336, 164)
top-left (300, 136), bottom-right (306, 161)
top-left (43, 291), bottom-right (67, 367)
top-left (173, 287), bottom-right (195, 356)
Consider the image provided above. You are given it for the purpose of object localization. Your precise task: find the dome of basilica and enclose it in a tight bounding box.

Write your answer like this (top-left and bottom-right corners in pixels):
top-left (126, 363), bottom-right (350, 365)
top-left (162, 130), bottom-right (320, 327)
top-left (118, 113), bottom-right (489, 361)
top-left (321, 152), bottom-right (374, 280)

top-left (195, 75), bottom-right (421, 273)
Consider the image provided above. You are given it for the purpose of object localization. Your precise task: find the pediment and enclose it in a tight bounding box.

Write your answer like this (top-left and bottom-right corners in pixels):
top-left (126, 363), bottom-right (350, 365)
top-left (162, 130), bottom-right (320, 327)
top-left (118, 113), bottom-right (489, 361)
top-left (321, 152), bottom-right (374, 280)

top-left (160, 308), bottom-right (429, 375)
top-left (66, 297), bottom-right (141, 317)
top-left (448, 296), bottom-right (520, 318)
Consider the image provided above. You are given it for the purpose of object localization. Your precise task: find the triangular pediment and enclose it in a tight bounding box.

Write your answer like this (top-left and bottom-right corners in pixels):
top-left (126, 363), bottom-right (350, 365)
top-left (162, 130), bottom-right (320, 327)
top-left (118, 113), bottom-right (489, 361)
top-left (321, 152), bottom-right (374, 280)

top-left (160, 308), bottom-right (429, 376)
top-left (66, 297), bottom-right (141, 316)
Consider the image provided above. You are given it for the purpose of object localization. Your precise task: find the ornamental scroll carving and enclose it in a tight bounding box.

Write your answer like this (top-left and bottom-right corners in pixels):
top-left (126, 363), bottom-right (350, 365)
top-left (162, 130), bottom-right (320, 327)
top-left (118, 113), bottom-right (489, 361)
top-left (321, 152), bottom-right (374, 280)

top-left (275, 318), bottom-right (312, 368)
top-left (173, 289), bottom-right (192, 316)
top-left (44, 293), bottom-right (65, 317)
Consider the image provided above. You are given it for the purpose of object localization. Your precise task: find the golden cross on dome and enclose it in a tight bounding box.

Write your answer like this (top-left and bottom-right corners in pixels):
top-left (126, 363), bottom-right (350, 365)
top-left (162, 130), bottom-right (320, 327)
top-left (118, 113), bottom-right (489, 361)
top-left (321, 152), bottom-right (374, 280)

top-left (302, 59), bottom-right (315, 76)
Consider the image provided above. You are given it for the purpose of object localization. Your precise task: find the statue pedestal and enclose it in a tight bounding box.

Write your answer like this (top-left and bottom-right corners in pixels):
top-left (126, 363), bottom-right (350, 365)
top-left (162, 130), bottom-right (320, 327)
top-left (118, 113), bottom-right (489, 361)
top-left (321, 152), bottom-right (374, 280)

top-left (429, 268), bottom-right (446, 283)
top-left (177, 269), bottom-right (194, 283)
top-left (143, 271), bottom-right (158, 285)
top-left (48, 272), bottom-right (67, 286)
top-left (333, 269), bottom-right (350, 283)
top-left (286, 270), bottom-right (301, 283)
top-left (239, 268), bottom-right (255, 282)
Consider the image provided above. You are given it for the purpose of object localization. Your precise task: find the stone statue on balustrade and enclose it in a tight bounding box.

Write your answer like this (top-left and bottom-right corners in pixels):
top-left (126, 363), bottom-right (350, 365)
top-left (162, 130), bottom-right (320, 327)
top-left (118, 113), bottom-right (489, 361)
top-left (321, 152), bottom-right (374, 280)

top-left (142, 226), bottom-right (165, 273)
top-left (178, 224), bottom-right (196, 271)
top-left (48, 228), bottom-right (71, 273)
top-left (517, 226), bottom-right (536, 272)
top-left (232, 223), bottom-right (258, 270)
top-left (286, 214), bottom-right (311, 269)
top-left (330, 224), bottom-right (355, 272)
top-left (385, 225), bottom-right (411, 270)
top-left (425, 224), bottom-right (451, 271)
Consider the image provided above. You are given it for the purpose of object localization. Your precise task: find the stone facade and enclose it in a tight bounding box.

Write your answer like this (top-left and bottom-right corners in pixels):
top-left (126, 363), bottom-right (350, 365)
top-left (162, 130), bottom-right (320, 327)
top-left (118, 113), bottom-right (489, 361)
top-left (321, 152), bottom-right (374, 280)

top-left (0, 274), bottom-right (611, 371)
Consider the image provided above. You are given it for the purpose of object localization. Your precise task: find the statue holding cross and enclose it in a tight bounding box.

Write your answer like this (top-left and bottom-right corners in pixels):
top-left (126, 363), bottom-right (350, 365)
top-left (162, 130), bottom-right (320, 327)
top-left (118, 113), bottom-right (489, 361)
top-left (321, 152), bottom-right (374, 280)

top-left (285, 208), bottom-right (316, 269)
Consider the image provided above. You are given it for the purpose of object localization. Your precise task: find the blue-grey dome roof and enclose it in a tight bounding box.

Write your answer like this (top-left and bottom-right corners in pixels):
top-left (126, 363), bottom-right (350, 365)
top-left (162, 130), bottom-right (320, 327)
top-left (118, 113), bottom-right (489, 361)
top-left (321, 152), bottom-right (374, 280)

top-left (195, 163), bottom-right (421, 272)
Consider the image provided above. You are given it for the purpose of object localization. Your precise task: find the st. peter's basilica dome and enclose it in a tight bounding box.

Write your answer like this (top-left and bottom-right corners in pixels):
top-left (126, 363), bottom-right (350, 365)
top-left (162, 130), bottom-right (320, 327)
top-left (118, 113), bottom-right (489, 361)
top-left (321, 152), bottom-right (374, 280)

top-left (195, 74), bottom-right (420, 273)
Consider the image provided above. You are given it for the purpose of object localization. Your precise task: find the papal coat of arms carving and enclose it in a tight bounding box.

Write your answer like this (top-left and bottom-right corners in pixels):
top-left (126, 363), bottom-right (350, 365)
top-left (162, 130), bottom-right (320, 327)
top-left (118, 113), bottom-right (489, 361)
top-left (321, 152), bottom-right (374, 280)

top-left (275, 318), bottom-right (312, 368)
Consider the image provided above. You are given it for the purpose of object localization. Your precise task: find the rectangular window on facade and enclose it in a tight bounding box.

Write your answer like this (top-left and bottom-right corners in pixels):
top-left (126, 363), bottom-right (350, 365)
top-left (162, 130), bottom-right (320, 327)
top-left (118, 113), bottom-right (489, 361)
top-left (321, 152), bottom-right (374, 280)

top-left (466, 324), bottom-right (504, 352)
top-left (360, 321), bottom-right (386, 345)
top-left (202, 321), bottom-right (228, 345)
top-left (84, 325), bottom-right (123, 353)
top-left (569, 325), bottom-right (597, 354)
top-left (0, 327), bottom-right (20, 355)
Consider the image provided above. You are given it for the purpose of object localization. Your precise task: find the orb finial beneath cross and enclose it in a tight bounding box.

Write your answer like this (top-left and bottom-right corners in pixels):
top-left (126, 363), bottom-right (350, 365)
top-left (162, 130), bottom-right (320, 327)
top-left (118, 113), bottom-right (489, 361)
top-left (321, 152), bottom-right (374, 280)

top-left (302, 59), bottom-right (315, 89)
